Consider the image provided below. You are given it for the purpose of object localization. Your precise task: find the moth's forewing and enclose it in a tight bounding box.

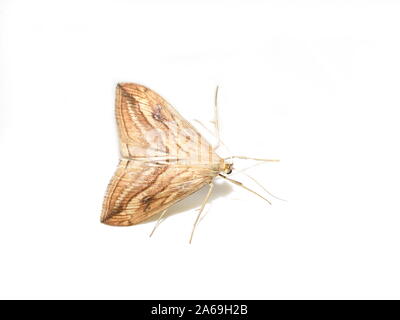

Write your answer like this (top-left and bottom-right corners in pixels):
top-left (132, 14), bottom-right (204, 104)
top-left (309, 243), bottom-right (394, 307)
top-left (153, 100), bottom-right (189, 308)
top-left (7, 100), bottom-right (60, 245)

top-left (115, 83), bottom-right (219, 164)
top-left (101, 160), bottom-right (218, 225)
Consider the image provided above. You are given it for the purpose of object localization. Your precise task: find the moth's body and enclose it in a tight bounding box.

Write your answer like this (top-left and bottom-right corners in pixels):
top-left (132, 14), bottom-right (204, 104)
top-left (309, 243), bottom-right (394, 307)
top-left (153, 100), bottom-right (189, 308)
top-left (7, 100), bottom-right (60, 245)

top-left (101, 83), bottom-right (229, 226)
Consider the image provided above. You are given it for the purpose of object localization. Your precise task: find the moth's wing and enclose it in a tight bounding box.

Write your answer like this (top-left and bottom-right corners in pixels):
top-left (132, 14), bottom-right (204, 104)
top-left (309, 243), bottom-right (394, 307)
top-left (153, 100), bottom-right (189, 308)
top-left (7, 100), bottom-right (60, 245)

top-left (115, 83), bottom-right (220, 164)
top-left (101, 159), bottom-right (216, 226)
top-left (103, 83), bottom-right (222, 225)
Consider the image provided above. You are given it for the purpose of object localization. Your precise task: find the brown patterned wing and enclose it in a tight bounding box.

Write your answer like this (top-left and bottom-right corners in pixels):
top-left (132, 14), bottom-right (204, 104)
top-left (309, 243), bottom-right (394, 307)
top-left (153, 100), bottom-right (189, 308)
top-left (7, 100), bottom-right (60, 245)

top-left (101, 83), bottom-right (223, 225)
top-left (115, 83), bottom-right (219, 165)
top-left (101, 159), bottom-right (216, 226)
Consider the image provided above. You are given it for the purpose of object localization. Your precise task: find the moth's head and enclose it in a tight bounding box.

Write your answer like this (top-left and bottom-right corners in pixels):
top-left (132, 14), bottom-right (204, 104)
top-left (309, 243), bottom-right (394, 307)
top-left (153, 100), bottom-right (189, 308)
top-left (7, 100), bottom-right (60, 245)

top-left (223, 163), bottom-right (233, 175)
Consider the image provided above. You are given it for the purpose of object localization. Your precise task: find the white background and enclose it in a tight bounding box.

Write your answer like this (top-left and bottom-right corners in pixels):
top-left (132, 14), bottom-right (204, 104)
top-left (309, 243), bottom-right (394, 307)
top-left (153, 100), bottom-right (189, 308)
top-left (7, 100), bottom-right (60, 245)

top-left (1, 0), bottom-right (400, 299)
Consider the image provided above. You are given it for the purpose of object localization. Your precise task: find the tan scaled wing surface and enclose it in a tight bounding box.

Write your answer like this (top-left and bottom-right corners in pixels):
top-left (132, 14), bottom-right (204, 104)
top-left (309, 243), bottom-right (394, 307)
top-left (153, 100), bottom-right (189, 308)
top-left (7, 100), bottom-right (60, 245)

top-left (101, 83), bottom-right (221, 225)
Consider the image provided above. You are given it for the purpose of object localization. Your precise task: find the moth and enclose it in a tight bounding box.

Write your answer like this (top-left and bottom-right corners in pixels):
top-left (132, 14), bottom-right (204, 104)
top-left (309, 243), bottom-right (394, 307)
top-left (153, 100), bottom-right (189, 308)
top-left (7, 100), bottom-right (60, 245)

top-left (101, 83), bottom-right (279, 242)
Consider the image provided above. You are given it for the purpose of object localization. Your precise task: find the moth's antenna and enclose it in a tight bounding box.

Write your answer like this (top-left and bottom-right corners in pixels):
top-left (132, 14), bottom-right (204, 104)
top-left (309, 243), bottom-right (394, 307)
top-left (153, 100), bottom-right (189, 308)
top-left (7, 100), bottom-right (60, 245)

top-left (149, 209), bottom-right (168, 237)
top-left (231, 162), bottom-right (263, 175)
top-left (189, 182), bottom-right (214, 244)
top-left (225, 156), bottom-right (280, 163)
top-left (213, 85), bottom-right (221, 151)
top-left (218, 174), bottom-right (271, 205)
top-left (242, 172), bottom-right (287, 202)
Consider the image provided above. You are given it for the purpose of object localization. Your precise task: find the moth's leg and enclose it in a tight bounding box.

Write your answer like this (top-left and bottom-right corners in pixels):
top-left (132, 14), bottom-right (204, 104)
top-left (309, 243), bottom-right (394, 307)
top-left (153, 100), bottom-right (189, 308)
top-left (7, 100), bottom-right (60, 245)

top-left (193, 86), bottom-right (224, 151)
top-left (212, 85), bottom-right (221, 151)
top-left (149, 209), bottom-right (168, 237)
top-left (193, 119), bottom-right (215, 135)
top-left (193, 119), bottom-right (230, 151)
top-left (218, 174), bottom-right (271, 205)
top-left (189, 182), bottom-right (215, 244)
top-left (242, 172), bottom-right (287, 202)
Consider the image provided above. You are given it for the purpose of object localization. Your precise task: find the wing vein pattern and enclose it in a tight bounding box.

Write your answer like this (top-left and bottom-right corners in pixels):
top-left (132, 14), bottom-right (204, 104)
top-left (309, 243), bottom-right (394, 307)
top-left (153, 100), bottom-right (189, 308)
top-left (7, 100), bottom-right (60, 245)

top-left (101, 83), bottom-right (222, 226)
